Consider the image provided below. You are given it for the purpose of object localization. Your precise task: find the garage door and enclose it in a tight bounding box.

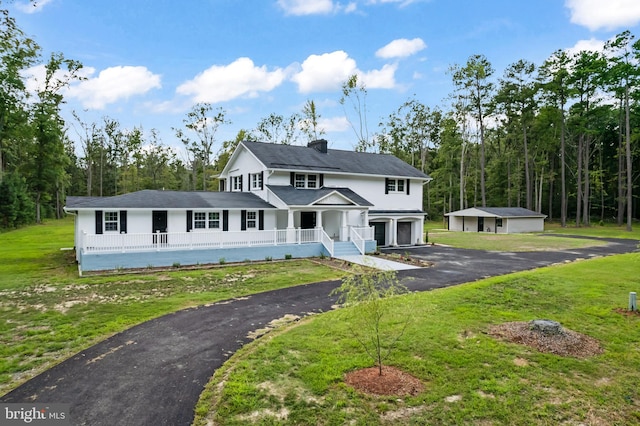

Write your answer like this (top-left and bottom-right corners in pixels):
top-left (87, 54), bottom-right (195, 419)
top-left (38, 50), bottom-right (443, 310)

top-left (397, 222), bottom-right (412, 245)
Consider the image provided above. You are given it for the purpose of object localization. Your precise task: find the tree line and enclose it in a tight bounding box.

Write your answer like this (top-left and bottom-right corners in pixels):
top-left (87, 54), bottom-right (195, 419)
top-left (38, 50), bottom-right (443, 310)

top-left (0, 5), bottom-right (638, 230)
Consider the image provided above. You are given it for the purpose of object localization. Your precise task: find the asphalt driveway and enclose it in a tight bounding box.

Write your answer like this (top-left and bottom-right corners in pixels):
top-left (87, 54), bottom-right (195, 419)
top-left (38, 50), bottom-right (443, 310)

top-left (1, 236), bottom-right (637, 425)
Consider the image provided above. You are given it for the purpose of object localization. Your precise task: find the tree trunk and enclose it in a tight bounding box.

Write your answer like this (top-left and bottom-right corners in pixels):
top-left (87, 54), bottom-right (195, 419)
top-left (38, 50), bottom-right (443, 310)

top-left (617, 100), bottom-right (624, 226)
top-left (459, 143), bottom-right (466, 210)
top-left (523, 124), bottom-right (531, 210)
top-left (583, 135), bottom-right (590, 226)
top-left (560, 106), bottom-right (567, 227)
top-left (576, 133), bottom-right (583, 226)
top-left (625, 86), bottom-right (633, 231)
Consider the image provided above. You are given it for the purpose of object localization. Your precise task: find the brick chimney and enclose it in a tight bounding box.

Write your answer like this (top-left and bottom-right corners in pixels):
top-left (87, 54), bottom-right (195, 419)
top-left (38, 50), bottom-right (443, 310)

top-left (308, 139), bottom-right (328, 153)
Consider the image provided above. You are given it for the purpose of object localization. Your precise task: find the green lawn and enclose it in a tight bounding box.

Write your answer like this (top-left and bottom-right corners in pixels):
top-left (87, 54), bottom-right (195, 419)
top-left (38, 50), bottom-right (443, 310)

top-left (3, 217), bottom-right (640, 425)
top-left (0, 218), bottom-right (346, 395)
top-left (196, 252), bottom-right (640, 425)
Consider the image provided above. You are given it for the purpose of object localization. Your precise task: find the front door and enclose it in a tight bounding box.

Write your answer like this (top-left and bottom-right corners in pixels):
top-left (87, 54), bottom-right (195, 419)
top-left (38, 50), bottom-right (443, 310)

top-left (300, 212), bottom-right (316, 229)
top-left (397, 222), bottom-right (412, 245)
top-left (477, 217), bottom-right (484, 232)
top-left (372, 222), bottom-right (386, 247)
top-left (152, 210), bottom-right (168, 244)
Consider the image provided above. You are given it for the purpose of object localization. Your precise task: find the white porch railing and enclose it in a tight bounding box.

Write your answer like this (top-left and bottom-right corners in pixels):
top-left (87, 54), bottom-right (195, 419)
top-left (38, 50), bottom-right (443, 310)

top-left (320, 229), bottom-right (334, 257)
top-left (80, 228), bottom-right (323, 254)
top-left (349, 226), bottom-right (374, 255)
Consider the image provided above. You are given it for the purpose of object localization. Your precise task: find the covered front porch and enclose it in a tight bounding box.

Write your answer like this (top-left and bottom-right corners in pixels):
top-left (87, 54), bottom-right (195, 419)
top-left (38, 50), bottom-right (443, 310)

top-left (75, 226), bottom-right (376, 274)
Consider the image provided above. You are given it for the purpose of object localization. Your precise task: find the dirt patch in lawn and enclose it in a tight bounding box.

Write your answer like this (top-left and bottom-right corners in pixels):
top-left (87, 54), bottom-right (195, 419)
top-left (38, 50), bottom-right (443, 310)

top-left (345, 365), bottom-right (424, 396)
top-left (488, 322), bottom-right (603, 358)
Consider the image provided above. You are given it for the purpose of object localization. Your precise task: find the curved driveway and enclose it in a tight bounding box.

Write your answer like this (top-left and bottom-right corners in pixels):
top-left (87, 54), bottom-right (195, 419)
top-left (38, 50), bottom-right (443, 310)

top-left (1, 237), bottom-right (637, 425)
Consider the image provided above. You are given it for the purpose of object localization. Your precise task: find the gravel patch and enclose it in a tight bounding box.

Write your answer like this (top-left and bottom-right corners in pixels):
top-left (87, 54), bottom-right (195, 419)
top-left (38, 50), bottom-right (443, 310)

top-left (488, 321), bottom-right (603, 358)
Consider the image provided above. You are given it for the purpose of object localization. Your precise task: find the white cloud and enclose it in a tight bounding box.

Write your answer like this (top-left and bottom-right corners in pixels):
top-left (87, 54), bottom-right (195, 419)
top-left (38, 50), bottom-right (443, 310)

top-left (360, 63), bottom-right (397, 89)
top-left (291, 50), bottom-right (397, 93)
top-left (176, 57), bottom-right (286, 103)
top-left (67, 66), bottom-right (161, 109)
top-left (277, 0), bottom-right (335, 15)
top-left (16, 0), bottom-right (53, 14)
top-left (565, 38), bottom-right (606, 56)
top-left (367, 0), bottom-right (420, 7)
top-left (318, 116), bottom-right (350, 132)
top-left (566, 0), bottom-right (640, 31)
top-left (376, 38), bottom-right (426, 59)
top-left (292, 51), bottom-right (358, 93)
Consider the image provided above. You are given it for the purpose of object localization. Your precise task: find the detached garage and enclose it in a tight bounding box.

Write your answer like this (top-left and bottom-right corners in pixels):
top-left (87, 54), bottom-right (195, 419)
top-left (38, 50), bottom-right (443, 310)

top-left (445, 207), bottom-right (546, 234)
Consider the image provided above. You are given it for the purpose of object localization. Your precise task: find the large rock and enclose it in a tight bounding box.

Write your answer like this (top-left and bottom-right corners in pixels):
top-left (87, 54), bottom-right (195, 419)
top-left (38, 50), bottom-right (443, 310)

top-left (529, 319), bottom-right (564, 336)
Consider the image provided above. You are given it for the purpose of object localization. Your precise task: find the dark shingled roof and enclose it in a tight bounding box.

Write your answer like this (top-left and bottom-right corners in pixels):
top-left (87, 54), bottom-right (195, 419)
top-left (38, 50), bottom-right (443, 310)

top-left (65, 190), bottom-right (276, 210)
top-left (267, 185), bottom-right (373, 206)
top-left (242, 141), bottom-right (431, 179)
top-left (446, 207), bottom-right (546, 218)
top-left (476, 207), bottom-right (546, 218)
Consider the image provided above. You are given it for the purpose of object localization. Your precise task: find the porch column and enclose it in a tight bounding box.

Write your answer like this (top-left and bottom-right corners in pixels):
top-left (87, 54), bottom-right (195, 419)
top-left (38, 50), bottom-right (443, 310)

top-left (390, 218), bottom-right (397, 246)
top-left (316, 209), bottom-right (323, 230)
top-left (362, 209), bottom-right (369, 227)
top-left (340, 210), bottom-right (348, 241)
top-left (287, 210), bottom-right (296, 243)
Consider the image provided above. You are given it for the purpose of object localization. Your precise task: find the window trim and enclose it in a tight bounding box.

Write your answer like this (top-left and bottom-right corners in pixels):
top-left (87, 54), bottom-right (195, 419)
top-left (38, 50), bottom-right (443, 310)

top-left (294, 173), bottom-right (318, 189)
top-left (232, 175), bottom-right (242, 192)
top-left (208, 212), bottom-right (220, 229)
top-left (104, 211), bottom-right (119, 232)
top-left (193, 211), bottom-right (221, 230)
top-left (386, 178), bottom-right (406, 194)
top-left (246, 211), bottom-right (257, 229)
top-left (250, 173), bottom-right (263, 190)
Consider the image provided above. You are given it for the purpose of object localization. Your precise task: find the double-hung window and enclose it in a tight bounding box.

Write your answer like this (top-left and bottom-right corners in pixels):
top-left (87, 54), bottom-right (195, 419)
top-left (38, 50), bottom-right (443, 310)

top-left (251, 173), bottom-right (262, 190)
top-left (232, 176), bottom-right (242, 191)
top-left (295, 174), bottom-right (306, 188)
top-left (307, 174), bottom-right (317, 188)
top-left (194, 212), bottom-right (207, 229)
top-left (208, 212), bottom-right (220, 229)
top-left (104, 211), bottom-right (119, 232)
top-left (246, 211), bottom-right (257, 228)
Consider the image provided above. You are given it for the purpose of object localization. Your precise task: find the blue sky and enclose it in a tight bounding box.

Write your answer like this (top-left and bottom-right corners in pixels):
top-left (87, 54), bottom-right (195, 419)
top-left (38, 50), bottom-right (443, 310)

top-left (8, 0), bottom-right (640, 154)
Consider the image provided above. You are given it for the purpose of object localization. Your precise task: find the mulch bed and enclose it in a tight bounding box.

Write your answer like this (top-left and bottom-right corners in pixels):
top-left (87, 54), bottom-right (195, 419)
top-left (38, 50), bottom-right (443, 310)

top-left (488, 321), bottom-right (603, 358)
top-left (345, 365), bottom-right (424, 396)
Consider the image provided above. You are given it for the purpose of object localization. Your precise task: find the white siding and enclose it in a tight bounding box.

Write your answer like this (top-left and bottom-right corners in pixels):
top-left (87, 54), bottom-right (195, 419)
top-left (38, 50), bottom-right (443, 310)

top-left (505, 217), bottom-right (544, 233)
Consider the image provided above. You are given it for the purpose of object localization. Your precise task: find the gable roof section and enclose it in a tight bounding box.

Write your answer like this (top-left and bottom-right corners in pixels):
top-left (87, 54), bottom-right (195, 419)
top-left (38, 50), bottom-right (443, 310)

top-left (65, 190), bottom-right (276, 210)
top-left (241, 141), bottom-right (430, 179)
top-left (267, 185), bottom-right (373, 207)
top-left (445, 207), bottom-right (546, 218)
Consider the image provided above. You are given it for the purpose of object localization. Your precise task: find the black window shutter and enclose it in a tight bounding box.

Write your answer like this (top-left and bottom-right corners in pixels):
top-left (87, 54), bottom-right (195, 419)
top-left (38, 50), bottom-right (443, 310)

top-left (258, 210), bottom-right (264, 230)
top-left (290, 172), bottom-right (295, 186)
top-left (222, 210), bottom-right (229, 231)
top-left (95, 211), bottom-right (103, 234)
top-left (319, 174), bottom-right (324, 188)
top-left (186, 210), bottom-right (193, 232)
top-left (260, 171), bottom-right (264, 190)
top-left (219, 179), bottom-right (225, 192)
top-left (120, 210), bottom-right (127, 233)
top-left (406, 179), bottom-right (410, 195)
top-left (239, 175), bottom-right (243, 191)
top-left (384, 178), bottom-right (389, 194)
top-left (241, 210), bottom-right (247, 231)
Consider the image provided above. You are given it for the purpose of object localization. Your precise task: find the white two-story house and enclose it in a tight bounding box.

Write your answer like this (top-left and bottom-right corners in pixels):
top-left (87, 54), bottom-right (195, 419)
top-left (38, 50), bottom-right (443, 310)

top-left (64, 140), bottom-right (431, 273)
